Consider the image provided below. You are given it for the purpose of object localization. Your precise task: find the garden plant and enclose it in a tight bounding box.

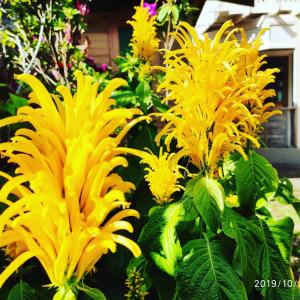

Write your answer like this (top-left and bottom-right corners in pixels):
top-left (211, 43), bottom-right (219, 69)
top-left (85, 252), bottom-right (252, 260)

top-left (0, 0), bottom-right (299, 300)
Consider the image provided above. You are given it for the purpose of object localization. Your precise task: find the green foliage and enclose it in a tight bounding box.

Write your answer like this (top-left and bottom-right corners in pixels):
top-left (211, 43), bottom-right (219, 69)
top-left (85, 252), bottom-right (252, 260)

top-left (193, 177), bottom-right (225, 232)
top-left (138, 202), bottom-right (183, 276)
top-left (157, 0), bottom-right (199, 27)
top-left (7, 281), bottom-right (37, 300)
top-left (136, 150), bottom-right (298, 300)
top-left (235, 151), bottom-right (278, 211)
top-left (254, 217), bottom-right (295, 299)
top-left (0, 0), bottom-right (104, 90)
top-left (0, 93), bottom-right (28, 115)
top-left (176, 236), bottom-right (247, 300)
top-left (275, 178), bottom-right (299, 204)
top-left (135, 81), bottom-right (152, 113)
top-left (222, 208), bottom-right (262, 291)
top-left (78, 286), bottom-right (107, 300)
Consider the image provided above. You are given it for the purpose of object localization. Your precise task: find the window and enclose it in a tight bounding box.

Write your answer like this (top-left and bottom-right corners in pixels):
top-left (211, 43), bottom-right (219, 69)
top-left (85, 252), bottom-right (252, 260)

top-left (118, 26), bottom-right (132, 55)
top-left (259, 52), bottom-right (295, 148)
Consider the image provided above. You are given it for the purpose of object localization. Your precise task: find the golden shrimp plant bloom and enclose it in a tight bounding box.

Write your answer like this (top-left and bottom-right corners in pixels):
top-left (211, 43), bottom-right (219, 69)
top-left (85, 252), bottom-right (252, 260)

top-left (156, 21), bottom-right (280, 175)
top-left (127, 0), bottom-right (160, 62)
top-left (118, 147), bottom-right (186, 204)
top-left (0, 71), bottom-right (142, 296)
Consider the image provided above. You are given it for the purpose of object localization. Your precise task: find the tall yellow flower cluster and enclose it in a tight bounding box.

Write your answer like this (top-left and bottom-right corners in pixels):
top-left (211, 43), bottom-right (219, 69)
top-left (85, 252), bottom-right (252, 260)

top-left (127, 1), bottom-right (160, 62)
top-left (156, 21), bottom-right (280, 175)
top-left (0, 71), bottom-right (141, 296)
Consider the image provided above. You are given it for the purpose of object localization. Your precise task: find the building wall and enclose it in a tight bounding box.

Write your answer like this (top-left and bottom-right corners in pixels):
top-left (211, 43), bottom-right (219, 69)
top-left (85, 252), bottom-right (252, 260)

top-left (85, 12), bottom-right (132, 70)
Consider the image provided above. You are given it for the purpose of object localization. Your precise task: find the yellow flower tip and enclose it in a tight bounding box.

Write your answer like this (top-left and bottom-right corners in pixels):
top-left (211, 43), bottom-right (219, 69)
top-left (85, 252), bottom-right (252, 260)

top-left (14, 73), bottom-right (22, 80)
top-left (133, 247), bottom-right (142, 258)
top-left (73, 69), bottom-right (83, 79)
top-left (141, 148), bottom-right (185, 204)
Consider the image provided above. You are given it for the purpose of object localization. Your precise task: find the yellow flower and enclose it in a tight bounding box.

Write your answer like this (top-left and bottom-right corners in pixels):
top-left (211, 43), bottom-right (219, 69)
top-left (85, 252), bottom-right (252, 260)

top-left (155, 21), bottom-right (280, 175)
top-left (138, 62), bottom-right (152, 81)
top-left (0, 71), bottom-right (142, 291)
top-left (127, 1), bottom-right (160, 62)
top-left (118, 147), bottom-right (186, 204)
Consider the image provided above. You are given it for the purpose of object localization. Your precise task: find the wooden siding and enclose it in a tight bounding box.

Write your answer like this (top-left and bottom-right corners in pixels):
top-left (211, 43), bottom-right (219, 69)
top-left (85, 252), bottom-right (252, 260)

top-left (86, 13), bottom-right (128, 69)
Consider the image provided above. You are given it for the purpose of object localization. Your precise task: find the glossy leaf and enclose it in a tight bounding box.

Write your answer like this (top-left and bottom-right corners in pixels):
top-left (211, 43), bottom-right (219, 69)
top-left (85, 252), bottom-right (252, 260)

top-left (235, 150), bottom-right (278, 211)
top-left (222, 208), bottom-right (262, 291)
top-left (255, 216), bottom-right (295, 299)
top-left (138, 202), bottom-right (183, 276)
top-left (176, 236), bottom-right (247, 300)
top-left (193, 177), bottom-right (225, 232)
top-left (135, 81), bottom-right (151, 113)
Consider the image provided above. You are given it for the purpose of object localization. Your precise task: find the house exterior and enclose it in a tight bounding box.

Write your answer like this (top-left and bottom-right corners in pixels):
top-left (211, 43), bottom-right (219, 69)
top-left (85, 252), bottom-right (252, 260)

top-left (196, 0), bottom-right (300, 168)
top-left (85, 0), bottom-right (204, 69)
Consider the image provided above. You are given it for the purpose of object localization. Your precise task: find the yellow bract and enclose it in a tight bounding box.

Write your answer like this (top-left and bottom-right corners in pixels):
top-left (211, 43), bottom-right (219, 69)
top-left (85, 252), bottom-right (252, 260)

top-left (156, 21), bottom-right (280, 175)
top-left (0, 71), bottom-right (142, 291)
top-left (127, 1), bottom-right (160, 62)
top-left (142, 149), bottom-right (186, 204)
top-left (118, 147), bottom-right (186, 205)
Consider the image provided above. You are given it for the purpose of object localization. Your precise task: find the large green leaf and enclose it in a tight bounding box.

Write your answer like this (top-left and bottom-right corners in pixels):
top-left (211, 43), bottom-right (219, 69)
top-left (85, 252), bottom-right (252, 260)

top-left (193, 177), bottom-right (225, 232)
top-left (176, 236), bottom-right (247, 300)
top-left (138, 202), bottom-right (183, 276)
top-left (222, 208), bottom-right (262, 291)
top-left (255, 216), bottom-right (295, 299)
top-left (7, 281), bottom-right (37, 300)
top-left (235, 150), bottom-right (278, 211)
top-left (181, 176), bottom-right (200, 221)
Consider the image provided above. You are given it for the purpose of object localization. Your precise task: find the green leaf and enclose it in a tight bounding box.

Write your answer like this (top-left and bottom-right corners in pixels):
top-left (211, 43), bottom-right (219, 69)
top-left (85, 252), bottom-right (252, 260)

top-left (78, 286), bottom-right (106, 300)
top-left (138, 202), bottom-right (183, 276)
top-left (255, 216), bottom-right (295, 299)
top-left (193, 177), bottom-right (225, 232)
top-left (62, 7), bottom-right (79, 19)
top-left (222, 208), bottom-right (262, 291)
top-left (235, 150), bottom-right (278, 211)
top-left (0, 93), bottom-right (28, 115)
top-left (157, 4), bottom-right (172, 24)
top-left (222, 153), bottom-right (241, 178)
top-left (145, 261), bottom-right (176, 300)
top-left (176, 236), bottom-right (247, 300)
top-left (135, 81), bottom-right (151, 113)
top-left (152, 94), bottom-right (168, 112)
top-left (181, 177), bottom-right (199, 221)
top-left (170, 5), bottom-right (179, 26)
top-left (7, 281), bottom-right (37, 300)
top-left (112, 90), bottom-right (137, 106)
top-left (275, 178), bottom-right (298, 204)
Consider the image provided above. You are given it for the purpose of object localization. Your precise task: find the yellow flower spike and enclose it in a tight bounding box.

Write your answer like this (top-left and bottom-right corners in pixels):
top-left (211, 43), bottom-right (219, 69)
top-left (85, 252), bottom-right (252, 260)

top-left (119, 147), bottom-right (187, 204)
top-left (0, 71), bottom-right (142, 289)
top-left (127, 1), bottom-right (160, 61)
top-left (156, 21), bottom-right (281, 175)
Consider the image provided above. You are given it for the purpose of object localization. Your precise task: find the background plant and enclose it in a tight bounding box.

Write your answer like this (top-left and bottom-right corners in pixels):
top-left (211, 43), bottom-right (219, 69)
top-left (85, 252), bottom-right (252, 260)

top-left (0, 0), bottom-right (99, 88)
